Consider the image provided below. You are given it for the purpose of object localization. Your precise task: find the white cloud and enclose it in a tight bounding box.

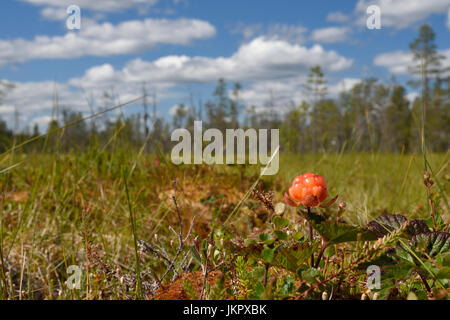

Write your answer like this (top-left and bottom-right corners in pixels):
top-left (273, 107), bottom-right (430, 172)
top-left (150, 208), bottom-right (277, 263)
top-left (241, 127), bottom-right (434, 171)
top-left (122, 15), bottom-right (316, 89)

top-left (39, 6), bottom-right (68, 20)
top-left (0, 105), bottom-right (16, 115)
top-left (21, 0), bottom-right (158, 13)
top-left (355, 0), bottom-right (450, 29)
top-left (406, 92), bottom-right (419, 102)
top-left (0, 18), bottom-right (216, 67)
top-left (169, 104), bottom-right (193, 116)
top-left (231, 23), bottom-right (307, 44)
top-left (265, 24), bottom-right (308, 44)
top-left (70, 37), bottom-right (353, 88)
top-left (30, 115), bottom-right (53, 131)
top-left (0, 37), bottom-right (353, 128)
top-left (328, 78), bottom-right (362, 96)
top-left (0, 80), bottom-right (87, 131)
top-left (0, 78), bottom-right (162, 132)
top-left (374, 49), bottom-right (450, 75)
top-left (310, 27), bottom-right (350, 44)
top-left (327, 11), bottom-right (350, 23)
top-left (231, 23), bottom-right (263, 39)
top-left (237, 77), bottom-right (361, 109)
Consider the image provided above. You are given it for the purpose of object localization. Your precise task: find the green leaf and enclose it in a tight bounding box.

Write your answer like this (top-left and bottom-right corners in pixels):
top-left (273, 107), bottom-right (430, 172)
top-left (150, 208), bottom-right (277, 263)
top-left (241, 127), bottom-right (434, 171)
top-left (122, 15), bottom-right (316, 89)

top-left (272, 243), bottom-right (318, 272)
top-left (311, 220), bottom-right (377, 245)
top-left (228, 241), bottom-right (317, 272)
top-left (405, 219), bottom-right (430, 237)
top-left (262, 247), bottom-right (275, 263)
top-left (436, 267), bottom-right (450, 279)
top-left (273, 216), bottom-right (289, 228)
top-left (251, 266), bottom-right (266, 280)
top-left (274, 230), bottom-right (288, 241)
top-left (190, 246), bottom-right (202, 265)
top-left (441, 253), bottom-right (450, 267)
top-left (259, 233), bottom-right (271, 242)
top-left (292, 232), bottom-right (303, 241)
top-left (411, 232), bottom-right (450, 257)
top-left (250, 281), bottom-right (265, 299)
top-left (258, 233), bottom-right (275, 245)
top-left (323, 245), bottom-right (336, 257)
top-left (244, 238), bottom-right (257, 246)
top-left (367, 214), bottom-right (408, 238)
top-left (301, 268), bottom-right (321, 283)
top-left (279, 276), bottom-right (294, 294)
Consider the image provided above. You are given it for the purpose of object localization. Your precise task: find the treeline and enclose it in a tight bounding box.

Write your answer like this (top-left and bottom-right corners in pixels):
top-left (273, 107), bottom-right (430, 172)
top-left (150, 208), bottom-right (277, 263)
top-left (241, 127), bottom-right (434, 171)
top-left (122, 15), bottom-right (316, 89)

top-left (0, 24), bottom-right (448, 154)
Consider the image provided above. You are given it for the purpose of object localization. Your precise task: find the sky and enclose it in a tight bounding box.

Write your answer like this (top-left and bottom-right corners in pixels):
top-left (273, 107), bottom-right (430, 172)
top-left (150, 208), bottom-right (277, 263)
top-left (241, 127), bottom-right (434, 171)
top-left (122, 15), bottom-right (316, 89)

top-left (0, 0), bottom-right (449, 132)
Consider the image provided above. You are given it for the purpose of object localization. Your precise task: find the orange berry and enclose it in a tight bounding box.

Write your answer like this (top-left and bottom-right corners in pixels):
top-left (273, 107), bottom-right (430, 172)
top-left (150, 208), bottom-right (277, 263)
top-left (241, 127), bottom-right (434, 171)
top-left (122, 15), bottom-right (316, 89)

top-left (286, 173), bottom-right (328, 207)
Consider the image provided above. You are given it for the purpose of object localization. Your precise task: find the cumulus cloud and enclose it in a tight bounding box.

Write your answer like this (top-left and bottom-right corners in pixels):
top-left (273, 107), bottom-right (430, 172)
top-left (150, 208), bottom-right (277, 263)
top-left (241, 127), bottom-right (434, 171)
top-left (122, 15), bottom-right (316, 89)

top-left (310, 27), bottom-right (350, 44)
top-left (39, 6), bottom-right (68, 20)
top-left (0, 36), bottom-right (353, 128)
top-left (328, 78), bottom-right (362, 96)
top-left (0, 80), bottom-right (85, 131)
top-left (21, 0), bottom-right (159, 13)
top-left (355, 0), bottom-right (450, 29)
top-left (374, 49), bottom-right (450, 75)
top-left (231, 23), bottom-right (307, 44)
top-left (70, 37), bottom-right (353, 88)
top-left (0, 18), bottom-right (216, 67)
top-left (237, 77), bottom-right (361, 112)
top-left (0, 78), bottom-right (163, 132)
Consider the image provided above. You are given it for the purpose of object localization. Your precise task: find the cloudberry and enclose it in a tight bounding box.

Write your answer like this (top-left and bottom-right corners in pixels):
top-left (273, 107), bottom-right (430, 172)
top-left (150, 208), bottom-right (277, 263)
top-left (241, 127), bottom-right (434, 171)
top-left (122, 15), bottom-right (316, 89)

top-left (285, 172), bottom-right (328, 207)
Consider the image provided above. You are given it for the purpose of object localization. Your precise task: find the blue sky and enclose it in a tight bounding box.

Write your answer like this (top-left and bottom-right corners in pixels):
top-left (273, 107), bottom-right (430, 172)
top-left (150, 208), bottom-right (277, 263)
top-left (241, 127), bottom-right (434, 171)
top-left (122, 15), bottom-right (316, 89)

top-left (0, 0), bottom-right (449, 131)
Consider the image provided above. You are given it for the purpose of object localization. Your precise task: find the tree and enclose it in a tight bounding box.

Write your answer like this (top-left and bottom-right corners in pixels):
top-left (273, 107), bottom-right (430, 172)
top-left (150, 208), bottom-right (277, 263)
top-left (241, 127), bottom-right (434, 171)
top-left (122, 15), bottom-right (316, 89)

top-left (408, 24), bottom-right (446, 105)
top-left (303, 65), bottom-right (327, 107)
top-left (303, 66), bottom-right (328, 151)
top-left (385, 86), bottom-right (411, 152)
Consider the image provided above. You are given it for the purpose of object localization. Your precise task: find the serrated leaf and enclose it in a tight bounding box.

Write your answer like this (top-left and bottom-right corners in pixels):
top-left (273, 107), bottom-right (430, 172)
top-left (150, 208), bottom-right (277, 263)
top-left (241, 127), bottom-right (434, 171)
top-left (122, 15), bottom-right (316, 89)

top-left (228, 241), bottom-right (317, 272)
top-left (251, 266), bottom-right (266, 280)
top-left (262, 247), bottom-right (275, 263)
top-left (293, 232), bottom-right (303, 241)
top-left (279, 276), bottom-right (294, 294)
top-left (258, 233), bottom-right (271, 242)
top-left (301, 268), bottom-right (321, 283)
top-left (405, 219), bottom-right (430, 236)
top-left (436, 267), bottom-right (450, 279)
top-left (367, 214), bottom-right (408, 238)
top-left (272, 243), bottom-right (318, 271)
top-left (273, 216), bottom-right (289, 228)
top-left (441, 253), bottom-right (450, 267)
top-left (274, 230), bottom-right (288, 241)
top-left (411, 232), bottom-right (450, 257)
top-left (311, 220), bottom-right (377, 245)
top-left (244, 238), bottom-right (257, 246)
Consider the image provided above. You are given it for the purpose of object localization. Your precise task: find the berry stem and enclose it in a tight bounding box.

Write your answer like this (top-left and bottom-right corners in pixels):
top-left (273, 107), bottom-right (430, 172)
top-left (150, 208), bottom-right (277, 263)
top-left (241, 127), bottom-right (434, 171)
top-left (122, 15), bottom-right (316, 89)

top-left (314, 239), bottom-right (327, 269)
top-left (307, 206), bottom-right (315, 267)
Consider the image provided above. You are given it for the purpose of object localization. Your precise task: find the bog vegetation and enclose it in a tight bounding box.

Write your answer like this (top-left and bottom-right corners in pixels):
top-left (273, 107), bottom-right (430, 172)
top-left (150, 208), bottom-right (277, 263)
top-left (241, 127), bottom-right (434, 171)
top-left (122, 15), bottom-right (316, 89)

top-left (0, 24), bottom-right (448, 300)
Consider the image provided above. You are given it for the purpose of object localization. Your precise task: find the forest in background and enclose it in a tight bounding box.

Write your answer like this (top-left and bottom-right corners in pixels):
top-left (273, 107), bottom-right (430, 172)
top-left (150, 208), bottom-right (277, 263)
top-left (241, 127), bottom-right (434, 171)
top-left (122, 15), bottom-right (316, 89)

top-left (0, 24), bottom-right (448, 154)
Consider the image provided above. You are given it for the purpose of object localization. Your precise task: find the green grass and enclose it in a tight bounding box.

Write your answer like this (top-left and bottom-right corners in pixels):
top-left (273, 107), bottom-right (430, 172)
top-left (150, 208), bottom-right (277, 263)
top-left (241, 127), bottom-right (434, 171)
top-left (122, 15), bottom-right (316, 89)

top-left (0, 149), bottom-right (448, 299)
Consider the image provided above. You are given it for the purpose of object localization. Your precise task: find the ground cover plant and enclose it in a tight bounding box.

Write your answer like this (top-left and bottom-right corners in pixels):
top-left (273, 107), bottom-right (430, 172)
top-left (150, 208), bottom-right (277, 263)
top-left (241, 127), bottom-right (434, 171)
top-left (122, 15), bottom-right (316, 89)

top-left (0, 148), bottom-right (448, 300)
